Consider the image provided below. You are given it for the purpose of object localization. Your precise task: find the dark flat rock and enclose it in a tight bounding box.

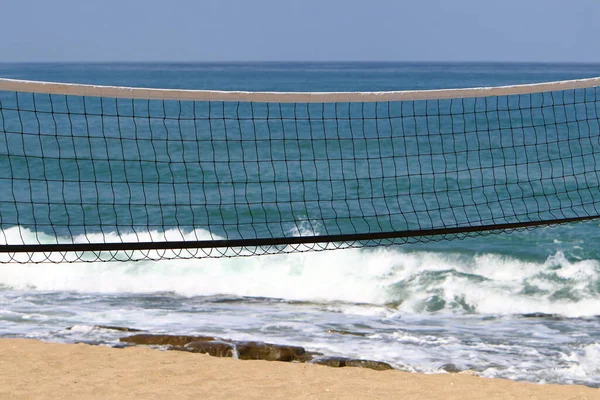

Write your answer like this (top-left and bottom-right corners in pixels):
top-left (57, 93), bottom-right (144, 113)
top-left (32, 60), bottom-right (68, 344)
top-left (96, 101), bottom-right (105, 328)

top-left (294, 351), bottom-right (323, 363)
top-left (119, 334), bottom-right (215, 347)
top-left (96, 325), bottom-right (144, 332)
top-left (440, 363), bottom-right (461, 373)
top-left (235, 341), bottom-right (306, 362)
top-left (312, 357), bottom-right (393, 371)
top-left (520, 312), bottom-right (562, 320)
top-left (66, 325), bottom-right (143, 333)
top-left (124, 335), bottom-right (308, 363)
top-left (326, 329), bottom-right (368, 337)
top-left (313, 356), bottom-right (346, 368)
top-left (182, 340), bottom-right (235, 357)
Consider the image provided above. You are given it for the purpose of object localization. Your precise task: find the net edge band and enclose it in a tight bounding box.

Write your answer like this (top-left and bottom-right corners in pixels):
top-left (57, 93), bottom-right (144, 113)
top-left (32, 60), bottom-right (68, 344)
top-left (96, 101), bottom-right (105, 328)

top-left (1, 76), bottom-right (599, 103)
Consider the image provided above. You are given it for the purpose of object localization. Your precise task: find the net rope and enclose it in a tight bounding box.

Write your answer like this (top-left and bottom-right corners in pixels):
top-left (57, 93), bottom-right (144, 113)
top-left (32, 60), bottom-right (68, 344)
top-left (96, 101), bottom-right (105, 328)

top-left (0, 77), bottom-right (599, 263)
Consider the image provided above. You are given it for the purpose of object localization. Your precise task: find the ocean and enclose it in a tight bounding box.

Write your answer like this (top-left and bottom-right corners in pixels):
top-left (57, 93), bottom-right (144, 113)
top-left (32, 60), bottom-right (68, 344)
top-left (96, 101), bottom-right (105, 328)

top-left (1, 62), bottom-right (600, 386)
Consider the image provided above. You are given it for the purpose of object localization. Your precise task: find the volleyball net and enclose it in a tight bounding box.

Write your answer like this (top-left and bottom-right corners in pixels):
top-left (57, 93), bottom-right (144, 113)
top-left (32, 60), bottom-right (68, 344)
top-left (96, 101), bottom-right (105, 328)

top-left (0, 77), bottom-right (599, 263)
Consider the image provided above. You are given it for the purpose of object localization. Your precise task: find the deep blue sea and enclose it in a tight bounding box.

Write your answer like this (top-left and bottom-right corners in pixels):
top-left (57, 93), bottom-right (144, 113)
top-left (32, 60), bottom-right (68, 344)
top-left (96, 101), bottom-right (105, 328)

top-left (1, 62), bottom-right (600, 386)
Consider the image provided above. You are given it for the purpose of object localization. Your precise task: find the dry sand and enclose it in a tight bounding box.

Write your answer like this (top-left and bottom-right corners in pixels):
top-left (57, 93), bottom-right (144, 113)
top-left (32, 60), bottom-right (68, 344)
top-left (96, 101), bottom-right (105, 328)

top-left (0, 339), bottom-right (598, 400)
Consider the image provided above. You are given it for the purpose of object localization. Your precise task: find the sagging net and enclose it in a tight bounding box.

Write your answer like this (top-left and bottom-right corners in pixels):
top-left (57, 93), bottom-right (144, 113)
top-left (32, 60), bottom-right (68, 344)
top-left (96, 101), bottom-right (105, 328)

top-left (0, 79), bottom-right (599, 262)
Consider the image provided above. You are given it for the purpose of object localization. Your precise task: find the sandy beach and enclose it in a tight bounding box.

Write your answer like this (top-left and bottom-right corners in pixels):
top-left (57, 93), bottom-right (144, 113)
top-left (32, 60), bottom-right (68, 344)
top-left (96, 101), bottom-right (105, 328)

top-left (0, 339), bottom-right (597, 400)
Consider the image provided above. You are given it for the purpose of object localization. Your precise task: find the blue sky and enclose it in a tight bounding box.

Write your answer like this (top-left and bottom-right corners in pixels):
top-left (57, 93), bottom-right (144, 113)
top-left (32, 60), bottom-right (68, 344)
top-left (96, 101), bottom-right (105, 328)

top-left (2, 0), bottom-right (598, 62)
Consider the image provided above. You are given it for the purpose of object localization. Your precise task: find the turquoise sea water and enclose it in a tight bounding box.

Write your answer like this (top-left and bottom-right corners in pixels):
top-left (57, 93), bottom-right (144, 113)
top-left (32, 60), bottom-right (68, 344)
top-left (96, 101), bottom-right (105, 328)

top-left (1, 62), bottom-right (600, 386)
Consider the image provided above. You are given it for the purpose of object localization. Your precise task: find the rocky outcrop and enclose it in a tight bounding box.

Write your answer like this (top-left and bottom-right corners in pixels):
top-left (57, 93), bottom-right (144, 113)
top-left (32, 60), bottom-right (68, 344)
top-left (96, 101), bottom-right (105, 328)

top-left (344, 359), bottom-right (394, 371)
top-left (294, 351), bottom-right (323, 363)
top-left (175, 340), bottom-right (308, 362)
top-left (312, 357), bottom-right (393, 371)
top-left (120, 334), bottom-right (215, 347)
top-left (119, 333), bottom-right (393, 371)
top-left (181, 341), bottom-right (235, 357)
top-left (235, 341), bottom-right (306, 362)
top-left (440, 363), bottom-right (461, 373)
top-left (121, 334), bottom-right (307, 362)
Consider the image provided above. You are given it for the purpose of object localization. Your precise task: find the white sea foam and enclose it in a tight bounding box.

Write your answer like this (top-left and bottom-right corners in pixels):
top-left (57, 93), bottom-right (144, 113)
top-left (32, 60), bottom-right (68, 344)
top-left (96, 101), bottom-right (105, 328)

top-left (560, 344), bottom-right (600, 378)
top-left (1, 227), bottom-right (600, 317)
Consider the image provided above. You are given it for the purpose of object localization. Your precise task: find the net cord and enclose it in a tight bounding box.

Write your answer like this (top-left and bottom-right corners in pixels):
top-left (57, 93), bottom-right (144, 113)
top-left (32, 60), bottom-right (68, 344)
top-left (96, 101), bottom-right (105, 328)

top-left (1, 214), bottom-right (596, 254)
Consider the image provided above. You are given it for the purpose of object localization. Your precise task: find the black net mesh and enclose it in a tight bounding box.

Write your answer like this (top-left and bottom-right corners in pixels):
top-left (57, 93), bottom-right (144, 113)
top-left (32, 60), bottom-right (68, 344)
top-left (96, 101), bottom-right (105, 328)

top-left (0, 86), bottom-right (599, 262)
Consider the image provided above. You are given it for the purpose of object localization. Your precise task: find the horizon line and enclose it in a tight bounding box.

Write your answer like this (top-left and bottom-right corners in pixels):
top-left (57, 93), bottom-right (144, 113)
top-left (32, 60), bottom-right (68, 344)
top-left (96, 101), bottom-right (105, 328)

top-left (1, 60), bottom-right (600, 65)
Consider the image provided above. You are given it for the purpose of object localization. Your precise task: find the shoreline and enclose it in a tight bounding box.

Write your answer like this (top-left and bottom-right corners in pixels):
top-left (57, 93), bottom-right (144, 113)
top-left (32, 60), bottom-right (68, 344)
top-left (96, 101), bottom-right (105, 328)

top-left (1, 338), bottom-right (597, 399)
